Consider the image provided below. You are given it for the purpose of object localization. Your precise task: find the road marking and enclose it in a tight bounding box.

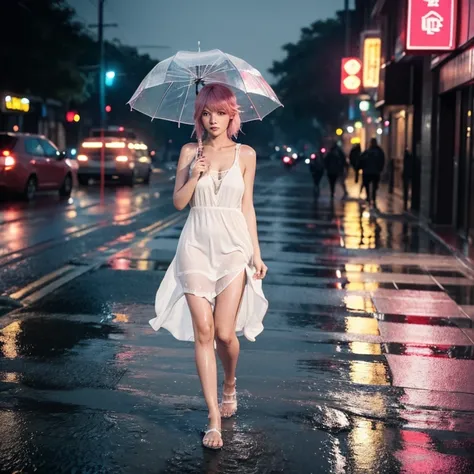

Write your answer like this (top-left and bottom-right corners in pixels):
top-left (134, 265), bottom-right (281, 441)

top-left (9, 265), bottom-right (74, 300)
top-left (1, 211), bottom-right (187, 325)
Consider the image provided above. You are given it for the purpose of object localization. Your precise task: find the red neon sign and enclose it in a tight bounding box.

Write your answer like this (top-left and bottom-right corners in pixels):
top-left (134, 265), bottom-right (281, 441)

top-left (406, 0), bottom-right (457, 51)
top-left (340, 58), bottom-right (362, 95)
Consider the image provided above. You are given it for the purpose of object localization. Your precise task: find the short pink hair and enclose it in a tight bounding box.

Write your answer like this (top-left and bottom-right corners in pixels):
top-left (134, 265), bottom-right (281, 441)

top-left (194, 84), bottom-right (241, 140)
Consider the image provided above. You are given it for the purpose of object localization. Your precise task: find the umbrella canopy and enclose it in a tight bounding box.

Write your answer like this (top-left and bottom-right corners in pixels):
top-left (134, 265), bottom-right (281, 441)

top-left (127, 49), bottom-right (282, 126)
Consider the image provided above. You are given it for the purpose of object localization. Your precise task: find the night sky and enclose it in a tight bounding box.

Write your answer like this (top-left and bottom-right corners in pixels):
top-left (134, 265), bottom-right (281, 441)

top-left (67, 0), bottom-right (345, 77)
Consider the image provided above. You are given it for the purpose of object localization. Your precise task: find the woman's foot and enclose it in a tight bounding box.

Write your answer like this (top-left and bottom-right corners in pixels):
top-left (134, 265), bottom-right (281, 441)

top-left (202, 413), bottom-right (223, 450)
top-left (219, 378), bottom-right (237, 418)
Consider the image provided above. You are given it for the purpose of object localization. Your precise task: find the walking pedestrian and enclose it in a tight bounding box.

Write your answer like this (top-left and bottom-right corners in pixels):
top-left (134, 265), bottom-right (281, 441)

top-left (309, 152), bottom-right (325, 197)
top-left (360, 138), bottom-right (385, 208)
top-left (149, 84), bottom-right (269, 450)
top-left (349, 143), bottom-right (362, 184)
top-left (402, 148), bottom-right (413, 211)
top-left (324, 142), bottom-right (348, 200)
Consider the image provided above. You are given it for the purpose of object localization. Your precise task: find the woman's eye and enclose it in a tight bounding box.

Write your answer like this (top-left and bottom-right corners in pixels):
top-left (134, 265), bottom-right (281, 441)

top-left (218, 112), bottom-right (225, 116)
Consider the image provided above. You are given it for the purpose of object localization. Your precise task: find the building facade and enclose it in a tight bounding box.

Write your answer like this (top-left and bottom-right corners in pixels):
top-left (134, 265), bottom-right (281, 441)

top-left (370, 0), bottom-right (474, 236)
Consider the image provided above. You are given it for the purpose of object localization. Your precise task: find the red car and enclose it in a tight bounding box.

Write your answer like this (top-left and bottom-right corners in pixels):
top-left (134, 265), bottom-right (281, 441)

top-left (0, 132), bottom-right (74, 200)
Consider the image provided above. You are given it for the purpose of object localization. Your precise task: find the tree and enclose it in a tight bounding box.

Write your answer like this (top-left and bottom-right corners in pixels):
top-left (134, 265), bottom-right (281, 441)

top-left (1, 0), bottom-right (89, 102)
top-left (269, 13), bottom-right (349, 145)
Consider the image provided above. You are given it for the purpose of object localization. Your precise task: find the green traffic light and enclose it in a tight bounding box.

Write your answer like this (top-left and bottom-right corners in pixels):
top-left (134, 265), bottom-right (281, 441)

top-left (105, 70), bottom-right (116, 86)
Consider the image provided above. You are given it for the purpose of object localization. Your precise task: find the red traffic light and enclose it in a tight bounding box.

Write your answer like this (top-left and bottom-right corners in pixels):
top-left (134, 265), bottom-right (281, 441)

top-left (340, 58), bottom-right (362, 95)
top-left (105, 105), bottom-right (112, 113)
top-left (66, 111), bottom-right (76, 122)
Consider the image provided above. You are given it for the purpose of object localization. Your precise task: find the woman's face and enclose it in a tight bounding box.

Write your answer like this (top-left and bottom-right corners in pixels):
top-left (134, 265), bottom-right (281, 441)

top-left (201, 107), bottom-right (232, 138)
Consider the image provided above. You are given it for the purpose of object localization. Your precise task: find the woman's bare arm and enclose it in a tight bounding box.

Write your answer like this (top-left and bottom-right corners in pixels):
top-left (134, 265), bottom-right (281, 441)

top-left (241, 145), bottom-right (261, 261)
top-left (172, 143), bottom-right (205, 210)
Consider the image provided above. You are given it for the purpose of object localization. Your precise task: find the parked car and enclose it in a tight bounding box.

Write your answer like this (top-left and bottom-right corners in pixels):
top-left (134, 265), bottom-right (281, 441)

top-left (0, 132), bottom-right (74, 201)
top-left (76, 134), bottom-right (152, 186)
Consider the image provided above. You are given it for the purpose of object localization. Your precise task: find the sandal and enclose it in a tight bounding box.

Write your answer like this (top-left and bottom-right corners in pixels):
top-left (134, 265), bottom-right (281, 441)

top-left (202, 427), bottom-right (223, 450)
top-left (220, 377), bottom-right (237, 419)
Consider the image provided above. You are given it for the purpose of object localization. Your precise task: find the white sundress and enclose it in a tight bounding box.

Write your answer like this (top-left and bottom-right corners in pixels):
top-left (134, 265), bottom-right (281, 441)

top-left (149, 143), bottom-right (268, 342)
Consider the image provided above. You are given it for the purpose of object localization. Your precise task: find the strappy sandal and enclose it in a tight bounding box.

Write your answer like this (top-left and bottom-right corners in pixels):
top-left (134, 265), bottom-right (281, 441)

top-left (202, 427), bottom-right (223, 450)
top-left (220, 377), bottom-right (237, 419)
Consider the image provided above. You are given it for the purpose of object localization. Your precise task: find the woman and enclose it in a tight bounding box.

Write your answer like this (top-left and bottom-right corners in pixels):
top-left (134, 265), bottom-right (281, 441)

top-left (149, 84), bottom-right (268, 450)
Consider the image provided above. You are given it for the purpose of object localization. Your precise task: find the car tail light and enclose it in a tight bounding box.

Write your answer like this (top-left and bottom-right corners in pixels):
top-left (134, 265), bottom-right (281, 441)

top-left (283, 156), bottom-right (291, 163)
top-left (2, 150), bottom-right (11, 157)
top-left (115, 155), bottom-right (128, 162)
top-left (77, 154), bottom-right (88, 162)
top-left (4, 156), bottom-right (15, 170)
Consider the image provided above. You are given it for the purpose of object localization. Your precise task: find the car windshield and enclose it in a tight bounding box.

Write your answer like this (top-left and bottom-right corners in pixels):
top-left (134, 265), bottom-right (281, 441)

top-left (0, 135), bottom-right (18, 150)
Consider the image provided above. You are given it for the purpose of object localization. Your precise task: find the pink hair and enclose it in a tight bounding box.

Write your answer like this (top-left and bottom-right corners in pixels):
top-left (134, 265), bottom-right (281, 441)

top-left (194, 84), bottom-right (241, 140)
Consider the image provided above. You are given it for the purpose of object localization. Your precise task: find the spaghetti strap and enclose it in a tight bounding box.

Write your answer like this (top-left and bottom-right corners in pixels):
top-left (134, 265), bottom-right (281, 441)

top-left (234, 143), bottom-right (241, 167)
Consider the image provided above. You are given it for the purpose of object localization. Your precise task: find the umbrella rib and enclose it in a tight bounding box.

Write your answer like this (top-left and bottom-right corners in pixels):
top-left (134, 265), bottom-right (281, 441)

top-left (177, 84), bottom-right (192, 127)
top-left (201, 55), bottom-right (221, 79)
top-left (151, 82), bottom-right (174, 121)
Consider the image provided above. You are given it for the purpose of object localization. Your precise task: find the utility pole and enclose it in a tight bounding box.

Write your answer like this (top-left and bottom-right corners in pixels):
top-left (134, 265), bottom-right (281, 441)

top-left (98, 0), bottom-right (105, 131)
top-left (345, 0), bottom-right (350, 57)
top-left (98, 0), bottom-right (106, 205)
top-left (345, 0), bottom-right (352, 128)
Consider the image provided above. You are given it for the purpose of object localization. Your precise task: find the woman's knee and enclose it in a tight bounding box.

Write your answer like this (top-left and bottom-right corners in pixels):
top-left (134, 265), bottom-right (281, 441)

top-left (215, 328), bottom-right (236, 346)
top-left (195, 321), bottom-right (214, 345)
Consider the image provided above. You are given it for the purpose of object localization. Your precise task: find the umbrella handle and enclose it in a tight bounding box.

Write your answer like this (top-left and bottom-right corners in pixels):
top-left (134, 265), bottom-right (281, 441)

top-left (197, 138), bottom-right (203, 177)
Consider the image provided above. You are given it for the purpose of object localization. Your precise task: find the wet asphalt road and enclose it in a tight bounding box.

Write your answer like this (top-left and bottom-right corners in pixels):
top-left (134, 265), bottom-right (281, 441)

top-left (1, 161), bottom-right (474, 473)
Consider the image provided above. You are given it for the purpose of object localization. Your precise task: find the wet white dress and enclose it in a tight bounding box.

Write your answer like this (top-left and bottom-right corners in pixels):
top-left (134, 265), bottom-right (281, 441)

top-left (149, 143), bottom-right (268, 342)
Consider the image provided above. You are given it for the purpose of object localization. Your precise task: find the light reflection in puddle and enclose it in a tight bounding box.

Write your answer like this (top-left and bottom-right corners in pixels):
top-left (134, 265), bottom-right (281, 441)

top-left (348, 419), bottom-right (388, 472)
top-left (349, 360), bottom-right (389, 386)
top-left (345, 317), bottom-right (379, 335)
top-left (344, 294), bottom-right (376, 313)
top-left (0, 321), bottom-right (22, 359)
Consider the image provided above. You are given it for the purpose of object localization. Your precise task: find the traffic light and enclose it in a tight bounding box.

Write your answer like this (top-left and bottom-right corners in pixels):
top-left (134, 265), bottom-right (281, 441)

top-left (66, 111), bottom-right (80, 123)
top-left (105, 70), bottom-right (116, 86)
top-left (340, 58), bottom-right (362, 95)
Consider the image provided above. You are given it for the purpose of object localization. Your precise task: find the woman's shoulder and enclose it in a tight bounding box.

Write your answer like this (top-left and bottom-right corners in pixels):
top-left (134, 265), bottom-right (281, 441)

top-left (179, 143), bottom-right (198, 164)
top-left (181, 142), bottom-right (198, 154)
top-left (238, 144), bottom-right (256, 161)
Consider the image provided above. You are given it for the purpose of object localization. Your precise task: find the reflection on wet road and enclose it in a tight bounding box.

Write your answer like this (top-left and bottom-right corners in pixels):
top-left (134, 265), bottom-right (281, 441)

top-left (1, 163), bottom-right (474, 473)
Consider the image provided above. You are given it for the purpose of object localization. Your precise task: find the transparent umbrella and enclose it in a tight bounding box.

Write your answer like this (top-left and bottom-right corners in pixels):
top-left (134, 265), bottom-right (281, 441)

top-left (127, 49), bottom-right (283, 126)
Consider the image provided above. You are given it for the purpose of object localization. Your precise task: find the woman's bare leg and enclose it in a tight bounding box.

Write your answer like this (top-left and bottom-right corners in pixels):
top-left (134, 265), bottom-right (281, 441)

top-left (185, 293), bottom-right (222, 448)
top-left (214, 271), bottom-right (246, 417)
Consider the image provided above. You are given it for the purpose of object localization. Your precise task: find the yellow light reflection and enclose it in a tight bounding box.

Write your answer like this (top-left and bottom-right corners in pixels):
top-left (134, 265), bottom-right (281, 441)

top-left (345, 317), bottom-right (379, 335)
top-left (344, 294), bottom-right (376, 313)
top-left (349, 341), bottom-right (382, 356)
top-left (112, 313), bottom-right (129, 323)
top-left (0, 321), bottom-right (21, 359)
top-left (363, 263), bottom-right (380, 273)
top-left (345, 264), bottom-right (363, 273)
top-left (66, 210), bottom-right (77, 219)
top-left (349, 418), bottom-right (387, 472)
top-left (345, 282), bottom-right (380, 292)
top-left (349, 360), bottom-right (389, 386)
top-left (1, 372), bottom-right (19, 383)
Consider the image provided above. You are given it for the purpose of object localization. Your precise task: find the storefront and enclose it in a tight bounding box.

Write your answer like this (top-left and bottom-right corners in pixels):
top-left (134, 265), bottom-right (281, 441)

top-left (432, 45), bottom-right (474, 239)
top-left (0, 92), bottom-right (66, 149)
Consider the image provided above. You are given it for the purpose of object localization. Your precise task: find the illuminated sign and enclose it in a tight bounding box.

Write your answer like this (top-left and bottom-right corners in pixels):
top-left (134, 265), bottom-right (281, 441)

top-left (4, 95), bottom-right (30, 112)
top-left (362, 37), bottom-right (381, 88)
top-left (340, 58), bottom-right (362, 95)
top-left (406, 0), bottom-right (457, 51)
